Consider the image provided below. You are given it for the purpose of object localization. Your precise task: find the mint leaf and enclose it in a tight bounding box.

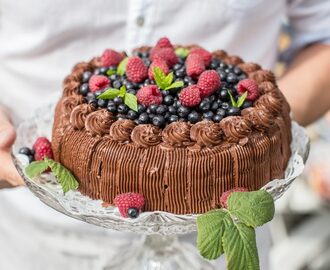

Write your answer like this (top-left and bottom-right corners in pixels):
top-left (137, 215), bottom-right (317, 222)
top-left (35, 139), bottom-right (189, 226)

top-left (25, 160), bottom-right (49, 178)
top-left (227, 190), bottom-right (275, 228)
top-left (117, 57), bottom-right (128, 76)
top-left (175, 47), bottom-right (190, 58)
top-left (45, 158), bottom-right (79, 194)
top-left (228, 90), bottom-right (237, 107)
top-left (197, 209), bottom-right (228, 260)
top-left (118, 85), bottom-right (127, 98)
top-left (164, 72), bottom-right (174, 86)
top-left (97, 88), bottom-right (120, 100)
top-left (223, 218), bottom-right (259, 270)
top-left (165, 80), bottom-right (184, 91)
top-left (237, 91), bottom-right (248, 108)
top-left (153, 67), bottom-right (168, 90)
top-left (106, 69), bottom-right (117, 76)
top-left (124, 93), bottom-right (138, 112)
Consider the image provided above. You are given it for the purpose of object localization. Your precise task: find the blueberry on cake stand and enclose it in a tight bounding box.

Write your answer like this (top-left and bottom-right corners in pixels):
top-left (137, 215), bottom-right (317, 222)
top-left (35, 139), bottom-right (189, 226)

top-left (12, 105), bottom-right (309, 270)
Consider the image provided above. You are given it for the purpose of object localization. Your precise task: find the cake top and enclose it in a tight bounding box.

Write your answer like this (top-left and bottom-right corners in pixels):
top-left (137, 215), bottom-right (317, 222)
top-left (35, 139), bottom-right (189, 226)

top-left (62, 37), bottom-right (287, 148)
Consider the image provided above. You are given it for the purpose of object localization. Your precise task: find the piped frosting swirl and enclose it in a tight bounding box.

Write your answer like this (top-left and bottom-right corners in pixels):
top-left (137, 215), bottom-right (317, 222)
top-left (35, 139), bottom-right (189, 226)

top-left (70, 103), bottom-right (96, 130)
top-left (62, 95), bottom-right (85, 117)
top-left (249, 70), bottom-right (276, 83)
top-left (131, 124), bottom-right (162, 148)
top-left (219, 116), bottom-right (252, 143)
top-left (190, 120), bottom-right (222, 147)
top-left (254, 92), bottom-right (283, 116)
top-left (85, 109), bottom-right (115, 136)
top-left (110, 119), bottom-right (136, 143)
top-left (242, 107), bottom-right (274, 131)
top-left (162, 121), bottom-right (193, 148)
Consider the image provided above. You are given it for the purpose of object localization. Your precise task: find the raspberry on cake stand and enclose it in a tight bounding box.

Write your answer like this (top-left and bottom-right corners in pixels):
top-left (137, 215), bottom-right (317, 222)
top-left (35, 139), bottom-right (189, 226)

top-left (12, 104), bottom-right (309, 270)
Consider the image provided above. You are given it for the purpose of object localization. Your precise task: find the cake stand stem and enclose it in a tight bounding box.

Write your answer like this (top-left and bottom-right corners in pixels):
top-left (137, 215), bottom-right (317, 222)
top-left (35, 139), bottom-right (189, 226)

top-left (103, 234), bottom-right (214, 270)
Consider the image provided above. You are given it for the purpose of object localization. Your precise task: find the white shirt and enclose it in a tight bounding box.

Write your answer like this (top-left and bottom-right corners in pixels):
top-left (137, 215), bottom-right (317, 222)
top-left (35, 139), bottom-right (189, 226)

top-left (0, 0), bottom-right (329, 266)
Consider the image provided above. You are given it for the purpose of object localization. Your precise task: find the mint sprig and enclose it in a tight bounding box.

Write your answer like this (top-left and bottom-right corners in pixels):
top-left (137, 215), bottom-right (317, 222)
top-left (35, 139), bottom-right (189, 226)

top-left (106, 69), bottom-right (117, 76)
top-left (228, 90), bottom-right (248, 108)
top-left (25, 158), bottom-right (79, 194)
top-left (97, 85), bottom-right (138, 112)
top-left (153, 67), bottom-right (184, 91)
top-left (197, 190), bottom-right (274, 270)
top-left (175, 47), bottom-right (190, 58)
top-left (117, 57), bottom-right (128, 76)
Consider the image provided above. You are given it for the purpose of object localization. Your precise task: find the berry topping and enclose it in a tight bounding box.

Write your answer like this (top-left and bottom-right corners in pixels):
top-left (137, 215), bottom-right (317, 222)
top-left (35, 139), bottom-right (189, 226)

top-left (237, 79), bottom-right (259, 101)
top-left (101, 49), bottom-right (124, 67)
top-left (114, 192), bottom-right (145, 218)
top-left (185, 53), bottom-right (205, 79)
top-left (150, 47), bottom-right (178, 67)
top-left (154, 37), bottom-right (174, 49)
top-left (136, 85), bottom-right (163, 107)
top-left (89, 75), bottom-right (110, 92)
top-left (148, 57), bottom-right (169, 80)
top-left (33, 137), bottom-right (53, 161)
top-left (190, 47), bottom-right (212, 66)
top-left (179, 85), bottom-right (202, 107)
top-left (220, 187), bottom-right (248, 209)
top-left (126, 57), bottom-right (148, 83)
top-left (197, 70), bottom-right (221, 98)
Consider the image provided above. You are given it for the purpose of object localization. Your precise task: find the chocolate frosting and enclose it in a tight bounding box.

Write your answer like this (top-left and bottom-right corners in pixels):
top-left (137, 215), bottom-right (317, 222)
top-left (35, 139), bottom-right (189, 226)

top-left (190, 120), bottom-right (222, 147)
top-left (254, 92), bottom-right (283, 116)
top-left (249, 70), bottom-right (276, 83)
top-left (237, 63), bottom-right (261, 73)
top-left (85, 109), bottom-right (114, 136)
top-left (131, 124), bottom-right (162, 148)
top-left (212, 50), bottom-right (228, 60)
top-left (162, 121), bottom-right (193, 148)
top-left (70, 103), bottom-right (96, 130)
top-left (258, 81), bottom-right (276, 93)
top-left (220, 116), bottom-right (252, 143)
top-left (242, 107), bottom-right (274, 131)
top-left (109, 119), bottom-right (136, 143)
top-left (224, 55), bottom-right (244, 65)
top-left (62, 95), bottom-right (85, 117)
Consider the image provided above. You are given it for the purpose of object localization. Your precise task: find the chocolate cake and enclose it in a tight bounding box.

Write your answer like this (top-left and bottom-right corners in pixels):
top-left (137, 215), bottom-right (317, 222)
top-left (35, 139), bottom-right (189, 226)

top-left (52, 38), bottom-right (291, 214)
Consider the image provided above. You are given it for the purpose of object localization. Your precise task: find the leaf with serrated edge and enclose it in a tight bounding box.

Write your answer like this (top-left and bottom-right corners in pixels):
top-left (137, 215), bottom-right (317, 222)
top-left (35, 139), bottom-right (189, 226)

top-left (153, 67), bottom-right (168, 90)
top-left (165, 81), bottom-right (184, 91)
top-left (45, 158), bottom-right (79, 194)
top-left (118, 85), bottom-right (126, 98)
top-left (175, 47), bottom-right (190, 58)
top-left (106, 69), bottom-right (117, 76)
top-left (25, 160), bottom-right (49, 178)
top-left (227, 190), bottom-right (275, 228)
top-left (228, 90), bottom-right (237, 107)
top-left (117, 57), bottom-right (128, 76)
top-left (124, 93), bottom-right (138, 112)
top-left (197, 209), bottom-right (228, 260)
top-left (237, 91), bottom-right (248, 108)
top-left (223, 218), bottom-right (260, 270)
top-left (164, 72), bottom-right (174, 87)
top-left (97, 88), bottom-right (120, 100)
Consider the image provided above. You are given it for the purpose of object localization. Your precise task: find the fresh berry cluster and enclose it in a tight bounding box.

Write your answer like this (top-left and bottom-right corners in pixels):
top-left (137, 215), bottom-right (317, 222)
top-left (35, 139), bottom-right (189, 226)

top-left (19, 137), bottom-right (53, 164)
top-left (79, 37), bottom-right (259, 128)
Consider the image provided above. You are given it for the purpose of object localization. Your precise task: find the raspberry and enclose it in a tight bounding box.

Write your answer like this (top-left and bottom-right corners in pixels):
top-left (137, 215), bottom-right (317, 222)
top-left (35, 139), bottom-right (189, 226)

top-left (155, 37), bottom-right (173, 49)
top-left (237, 79), bottom-right (260, 101)
top-left (185, 53), bottom-right (205, 79)
top-left (136, 85), bottom-right (163, 107)
top-left (148, 57), bottom-right (169, 80)
top-left (197, 70), bottom-right (221, 98)
top-left (101, 49), bottom-right (124, 67)
top-left (190, 47), bottom-right (212, 66)
top-left (179, 86), bottom-right (202, 107)
top-left (89, 75), bottom-right (110, 92)
top-left (126, 57), bottom-right (148, 83)
top-left (114, 192), bottom-right (145, 218)
top-left (33, 137), bottom-right (53, 161)
top-left (150, 47), bottom-right (178, 67)
top-left (220, 187), bottom-right (248, 209)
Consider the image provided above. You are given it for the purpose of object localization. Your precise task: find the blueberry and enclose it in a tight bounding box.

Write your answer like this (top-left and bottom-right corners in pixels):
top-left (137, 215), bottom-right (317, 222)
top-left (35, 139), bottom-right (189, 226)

top-left (199, 100), bottom-right (211, 112)
top-left (168, 106), bottom-right (177, 114)
top-left (113, 96), bottom-right (123, 105)
top-left (211, 101), bottom-right (219, 111)
top-left (125, 82), bottom-right (135, 90)
top-left (169, 115), bottom-right (179, 123)
top-left (143, 59), bottom-right (151, 66)
top-left (148, 113), bottom-right (156, 119)
top-left (209, 95), bottom-right (216, 102)
top-left (213, 114), bottom-right (223, 122)
top-left (161, 90), bottom-right (170, 96)
top-left (187, 111), bottom-right (201, 124)
top-left (164, 112), bottom-right (171, 120)
top-left (138, 104), bottom-right (146, 113)
top-left (221, 102), bottom-right (230, 110)
top-left (219, 62), bottom-right (227, 69)
top-left (175, 69), bottom-right (185, 78)
top-left (156, 105), bottom-right (168, 115)
top-left (82, 71), bottom-right (92, 83)
top-left (117, 104), bottom-right (129, 114)
top-left (227, 107), bottom-right (240, 116)
top-left (79, 83), bottom-right (89, 96)
top-left (216, 108), bottom-right (226, 117)
top-left (112, 80), bottom-right (122, 89)
top-left (242, 100), bottom-right (253, 109)
top-left (233, 67), bottom-right (242, 75)
top-left (164, 95), bottom-right (174, 105)
top-left (117, 114), bottom-right (127, 120)
top-left (173, 63), bottom-right (182, 71)
top-left (238, 74), bottom-right (247, 81)
top-left (110, 74), bottom-right (120, 81)
top-left (107, 103), bottom-right (117, 113)
top-left (177, 106), bottom-right (190, 117)
top-left (183, 76), bottom-right (195, 84)
top-left (138, 113), bottom-right (150, 124)
top-left (152, 115), bottom-right (166, 127)
top-left (127, 110), bottom-right (138, 120)
top-left (19, 147), bottom-right (32, 156)
top-left (127, 207), bottom-right (139, 218)
top-left (210, 58), bottom-right (220, 69)
top-left (99, 67), bottom-right (107, 74)
top-left (219, 89), bottom-right (230, 101)
top-left (127, 89), bottom-right (137, 95)
top-left (94, 90), bottom-right (103, 97)
top-left (27, 155), bottom-right (34, 163)
top-left (93, 68), bottom-right (102, 75)
top-left (149, 104), bottom-right (158, 113)
top-left (217, 70), bottom-right (227, 81)
top-left (86, 93), bottom-right (97, 106)
top-left (173, 99), bottom-right (181, 108)
top-left (203, 111), bottom-right (214, 120)
top-left (98, 99), bottom-right (108, 108)
top-left (144, 79), bottom-right (153, 85)
top-left (226, 73), bottom-right (238, 84)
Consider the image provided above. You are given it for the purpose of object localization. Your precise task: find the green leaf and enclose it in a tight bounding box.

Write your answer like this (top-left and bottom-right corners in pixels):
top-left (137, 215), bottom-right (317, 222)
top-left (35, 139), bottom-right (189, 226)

top-left (228, 90), bottom-right (237, 107)
top-left (223, 218), bottom-right (260, 270)
top-left (25, 160), bottom-right (49, 178)
top-left (164, 80), bottom-right (184, 90)
top-left (227, 190), bottom-right (275, 228)
top-left (45, 158), bottom-right (79, 194)
top-left (164, 72), bottom-right (174, 86)
top-left (124, 93), bottom-right (138, 112)
top-left (153, 67), bottom-right (168, 90)
top-left (97, 88), bottom-right (120, 100)
top-left (118, 85), bottom-right (127, 98)
top-left (175, 47), bottom-right (190, 58)
top-left (117, 57), bottom-right (128, 76)
top-left (106, 69), bottom-right (117, 76)
top-left (197, 209), bottom-right (228, 260)
top-left (237, 91), bottom-right (248, 108)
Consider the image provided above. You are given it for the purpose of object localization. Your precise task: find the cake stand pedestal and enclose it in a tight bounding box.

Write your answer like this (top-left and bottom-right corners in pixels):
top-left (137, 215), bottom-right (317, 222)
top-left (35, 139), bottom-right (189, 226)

top-left (12, 105), bottom-right (310, 270)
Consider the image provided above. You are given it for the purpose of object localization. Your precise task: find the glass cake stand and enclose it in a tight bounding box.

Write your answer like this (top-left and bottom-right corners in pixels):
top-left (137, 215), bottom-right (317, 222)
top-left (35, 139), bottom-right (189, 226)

top-left (12, 105), bottom-right (310, 270)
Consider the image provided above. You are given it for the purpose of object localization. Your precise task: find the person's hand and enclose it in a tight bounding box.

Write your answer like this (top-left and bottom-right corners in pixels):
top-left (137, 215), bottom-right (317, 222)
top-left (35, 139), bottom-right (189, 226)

top-left (0, 107), bottom-right (25, 188)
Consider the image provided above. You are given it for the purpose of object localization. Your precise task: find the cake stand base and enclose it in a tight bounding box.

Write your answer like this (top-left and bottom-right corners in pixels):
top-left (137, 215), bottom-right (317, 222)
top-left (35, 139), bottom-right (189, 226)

top-left (103, 234), bottom-right (214, 270)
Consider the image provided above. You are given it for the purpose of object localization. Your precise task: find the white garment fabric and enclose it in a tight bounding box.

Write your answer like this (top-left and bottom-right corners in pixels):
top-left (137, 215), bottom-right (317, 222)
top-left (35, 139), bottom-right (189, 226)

top-left (0, 0), bottom-right (329, 269)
